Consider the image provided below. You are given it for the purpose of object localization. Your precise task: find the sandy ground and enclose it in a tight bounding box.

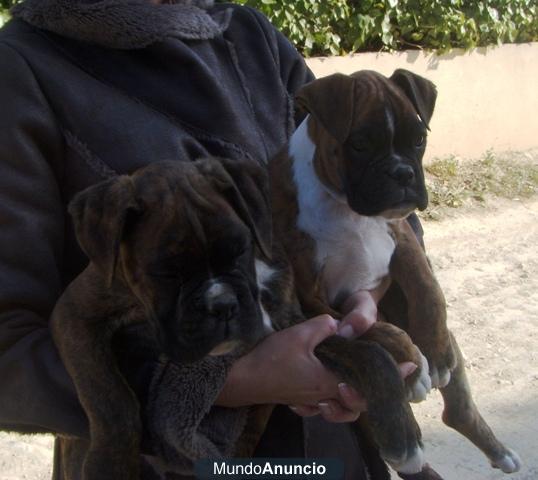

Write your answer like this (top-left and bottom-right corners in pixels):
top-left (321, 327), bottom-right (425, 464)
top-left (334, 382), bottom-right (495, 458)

top-left (1, 197), bottom-right (537, 480)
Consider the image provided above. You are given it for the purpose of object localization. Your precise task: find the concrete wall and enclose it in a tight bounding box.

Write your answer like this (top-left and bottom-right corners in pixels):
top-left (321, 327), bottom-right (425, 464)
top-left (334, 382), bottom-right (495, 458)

top-left (305, 43), bottom-right (538, 161)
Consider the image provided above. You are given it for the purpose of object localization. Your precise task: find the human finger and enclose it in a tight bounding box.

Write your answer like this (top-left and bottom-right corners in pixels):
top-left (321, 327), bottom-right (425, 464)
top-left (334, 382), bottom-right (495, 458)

top-left (300, 314), bottom-right (339, 351)
top-left (398, 361), bottom-right (418, 378)
top-left (317, 400), bottom-right (361, 423)
top-left (337, 382), bottom-right (368, 412)
top-left (289, 405), bottom-right (321, 417)
top-left (337, 308), bottom-right (376, 338)
top-left (337, 291), bottom-right (377, 338)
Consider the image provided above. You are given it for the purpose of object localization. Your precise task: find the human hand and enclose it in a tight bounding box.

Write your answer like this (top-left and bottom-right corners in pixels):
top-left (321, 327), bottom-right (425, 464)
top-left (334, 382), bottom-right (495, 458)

top-left (337, 290), bottom-right (378, 339)
top-left (216, 315), bottom-right (366, 420)
top-left (336, 278), bottom-right (392, 339)
top-left (216, 312), bottom-right (417, 424)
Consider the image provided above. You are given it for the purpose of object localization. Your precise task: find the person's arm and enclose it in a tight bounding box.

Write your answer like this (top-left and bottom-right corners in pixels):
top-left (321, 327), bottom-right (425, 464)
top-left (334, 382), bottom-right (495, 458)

top-left (0, 41), bottom-right (249, 473)
top-left (0, 42), bottom-right (87, 436)
top-left (240, 6), bottom-right (314, 117)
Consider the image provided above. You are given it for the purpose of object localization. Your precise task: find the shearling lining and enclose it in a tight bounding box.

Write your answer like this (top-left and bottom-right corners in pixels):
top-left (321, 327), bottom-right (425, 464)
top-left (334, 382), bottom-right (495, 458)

top-left (11, 0), bottom-right (232, 49)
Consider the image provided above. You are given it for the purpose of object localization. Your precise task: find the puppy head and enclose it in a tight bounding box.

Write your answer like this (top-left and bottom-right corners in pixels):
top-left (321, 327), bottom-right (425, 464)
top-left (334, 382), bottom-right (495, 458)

top-left (69, 157), bottom-right (270, 362)
top-left (296, 69), bottom-right (437, 218)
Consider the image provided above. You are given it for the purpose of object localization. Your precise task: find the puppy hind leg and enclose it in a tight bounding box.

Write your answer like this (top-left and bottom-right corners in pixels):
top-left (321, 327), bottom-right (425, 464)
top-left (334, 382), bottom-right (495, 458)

top-left (351, 418), bottom-right (391, 480)
top-left (315, 334), bottom-right (424, 474)
top-left (234, 405), bottom-right (275, 457)
top-left (440, 332), bottom-right (521, 474)
top-left (78, 337), bottom-right (142, 480)
top-left (51, 305), bottom-right (141, 480)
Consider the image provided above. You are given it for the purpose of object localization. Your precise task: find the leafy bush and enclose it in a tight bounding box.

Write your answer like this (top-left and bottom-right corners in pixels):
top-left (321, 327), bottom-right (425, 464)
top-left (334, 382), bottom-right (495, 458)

top-left (1, 0), bottom-right (536, 55)
top-left (0, 0), bottom-right (15, 27)
top-left (236, 0), bottom-right (538, 56)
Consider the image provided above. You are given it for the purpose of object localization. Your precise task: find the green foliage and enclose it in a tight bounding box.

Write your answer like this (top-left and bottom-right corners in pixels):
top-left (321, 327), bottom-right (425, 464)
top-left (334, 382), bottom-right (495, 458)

top-left (235, 0), bottom-right (538, 56)
top-left (0, 0), bottom-right (16, 27)
top-left (1, 1), bottom-right (536, 55)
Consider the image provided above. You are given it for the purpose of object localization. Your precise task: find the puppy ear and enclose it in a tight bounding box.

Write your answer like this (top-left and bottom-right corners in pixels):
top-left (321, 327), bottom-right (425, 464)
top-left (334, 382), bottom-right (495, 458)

top-left (390, 69), bottom-right (437, 130)
top-left (68, 176), bottom-right (141, 286)
top-left (295, 74), bottom-right (355, 142)
top-left (216, 157), bottom-right (273, 261)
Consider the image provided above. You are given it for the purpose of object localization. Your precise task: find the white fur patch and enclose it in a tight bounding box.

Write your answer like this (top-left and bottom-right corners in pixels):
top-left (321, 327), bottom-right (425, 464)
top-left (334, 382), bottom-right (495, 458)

top-left (389, 446), bottom-right (425, 474)
top-left (204, 281), bottom-right (234, 313)
top-left (408, 350), bottom-right (432, 403)
top-left (255, 259), bottom-right (276, 290)
top-left (491, 448), bottom-right (522, 473)
top-left (382, 444), bottom-right (425, 475)
top-left (430, 364), bottom-right (451, 389)
top-left (290, 116), bottom-right (396, 305)
top-left (205, 281), bottom-right (227, 299)
top-left (259, 302), bottom-right (274, 333)
top-left (255, 259), bottom-right (276, 332)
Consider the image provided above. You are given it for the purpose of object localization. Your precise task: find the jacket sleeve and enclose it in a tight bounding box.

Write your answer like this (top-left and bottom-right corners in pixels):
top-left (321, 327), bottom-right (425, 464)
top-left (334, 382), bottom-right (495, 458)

top-left (0, 42), bottom-right (88, 436)
top-left (0, 40), bottom-right (246, 465)
top-left (273, 19), bottom-right (315, 96)
top-left (242, 5), bottom-right (314, 125)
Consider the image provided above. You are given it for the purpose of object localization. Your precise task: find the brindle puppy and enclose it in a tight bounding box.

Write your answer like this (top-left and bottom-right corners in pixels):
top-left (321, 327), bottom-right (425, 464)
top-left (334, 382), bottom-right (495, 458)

top-left (51, 158), bottom-right (273, 480)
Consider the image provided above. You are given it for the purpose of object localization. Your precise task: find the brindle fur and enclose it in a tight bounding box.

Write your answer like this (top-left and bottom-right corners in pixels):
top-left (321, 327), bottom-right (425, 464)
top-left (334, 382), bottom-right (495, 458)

top-left (52, 158), bottom-right (273, 480)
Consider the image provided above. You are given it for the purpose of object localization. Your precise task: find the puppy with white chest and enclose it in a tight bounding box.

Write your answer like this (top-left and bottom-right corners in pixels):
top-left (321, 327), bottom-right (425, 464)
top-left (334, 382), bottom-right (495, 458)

top-left (265, 69), bottom-right (521, 477)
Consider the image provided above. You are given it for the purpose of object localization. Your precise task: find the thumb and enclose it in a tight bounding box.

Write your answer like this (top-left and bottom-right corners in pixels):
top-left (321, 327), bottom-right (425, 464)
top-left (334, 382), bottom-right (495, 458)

top-left (398, 361), bottom-right (418, 379)
top-left (300, 314), bottom-right (338, 351)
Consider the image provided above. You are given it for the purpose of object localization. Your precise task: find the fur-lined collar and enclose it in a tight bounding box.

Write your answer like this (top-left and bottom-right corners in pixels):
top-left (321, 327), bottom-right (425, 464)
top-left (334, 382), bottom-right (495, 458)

top-left (11, 0), bottom-right (232, 49)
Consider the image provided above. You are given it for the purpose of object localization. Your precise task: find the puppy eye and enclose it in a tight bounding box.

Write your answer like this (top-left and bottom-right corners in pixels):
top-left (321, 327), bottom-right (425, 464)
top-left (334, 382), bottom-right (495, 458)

top-left (416, 135), bottom-right (425, 147)
top-left (233, 244), bottom-right (249, 258)
top-left (148, 270), bottom-right (181, 281)
top-left (352, 140), bottom-right (368, 153)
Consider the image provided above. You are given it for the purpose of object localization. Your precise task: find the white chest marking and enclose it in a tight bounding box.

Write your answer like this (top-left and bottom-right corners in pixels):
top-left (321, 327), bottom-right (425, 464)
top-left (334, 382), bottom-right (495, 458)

top-left (255, 259), bottom-right (276, 332)
top-left (289, 116), bottom-right (396, 305)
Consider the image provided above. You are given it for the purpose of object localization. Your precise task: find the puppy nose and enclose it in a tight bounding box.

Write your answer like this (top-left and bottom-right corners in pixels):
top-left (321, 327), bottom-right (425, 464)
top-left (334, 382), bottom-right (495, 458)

top-left (209, 292), bottom-right (239, 320)
top-left (204, 282), bottom-right (239, 320)
top-left (388, 164), bottom-right (415, 186)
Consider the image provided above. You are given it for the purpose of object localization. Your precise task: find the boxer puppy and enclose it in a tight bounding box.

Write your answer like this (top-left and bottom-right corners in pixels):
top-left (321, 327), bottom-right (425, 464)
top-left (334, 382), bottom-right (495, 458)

top-left (51, 159), bottom-right (273, 480)
top-left (266, 70), bottom-right (521, 476)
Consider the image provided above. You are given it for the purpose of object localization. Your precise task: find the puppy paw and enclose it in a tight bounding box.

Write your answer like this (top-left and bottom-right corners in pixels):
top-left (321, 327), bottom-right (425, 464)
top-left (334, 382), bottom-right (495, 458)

top-left (407, 350), bottom-right (431, 403)
top-left (397, 463), bottom-right (444, 480)
top-left (375, 401), bottom-right (424, 476)
top-left (84, 448), bottom-right (139, 480)
top-left (421, 340), bottom-right (456, 389)
top-left (490, 448), bottom-right (522, 473)
top-left (384, 445), bottom-right (425, 475)
top-left (429, 363), bottom-right (451, 389)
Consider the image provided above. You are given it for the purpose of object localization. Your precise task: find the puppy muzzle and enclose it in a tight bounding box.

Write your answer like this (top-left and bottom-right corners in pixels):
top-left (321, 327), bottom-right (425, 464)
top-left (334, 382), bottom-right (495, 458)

top-left (202, 281), bottom-right (238, 319)
top-left (345, 154), bottom-right (428, 216)
top-left (167, 276), bottom-right (264, 362)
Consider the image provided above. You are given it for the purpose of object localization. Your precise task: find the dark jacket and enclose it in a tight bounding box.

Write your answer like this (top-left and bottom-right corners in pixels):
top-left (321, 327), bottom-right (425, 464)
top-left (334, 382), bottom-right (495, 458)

top-left (0, 1), bottom-right (368, 479)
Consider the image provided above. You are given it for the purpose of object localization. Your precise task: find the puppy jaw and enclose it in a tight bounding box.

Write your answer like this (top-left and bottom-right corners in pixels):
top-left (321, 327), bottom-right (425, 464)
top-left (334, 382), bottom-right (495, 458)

top-left (208, 339), bottom-right (242, 356)
top-left (379, 204), bottom-right (417, 220)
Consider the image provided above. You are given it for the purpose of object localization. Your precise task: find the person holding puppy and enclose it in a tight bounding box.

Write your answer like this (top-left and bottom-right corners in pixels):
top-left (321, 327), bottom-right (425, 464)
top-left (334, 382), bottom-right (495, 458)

top-left (0, 1), bottom-right (417, 478)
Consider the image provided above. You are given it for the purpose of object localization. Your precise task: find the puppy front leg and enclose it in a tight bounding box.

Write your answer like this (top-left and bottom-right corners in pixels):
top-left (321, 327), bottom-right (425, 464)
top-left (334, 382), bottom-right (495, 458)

top-left (389, 220), bottom-right (456, 388)
top-left (51, 285), bottom-right (141, 480)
